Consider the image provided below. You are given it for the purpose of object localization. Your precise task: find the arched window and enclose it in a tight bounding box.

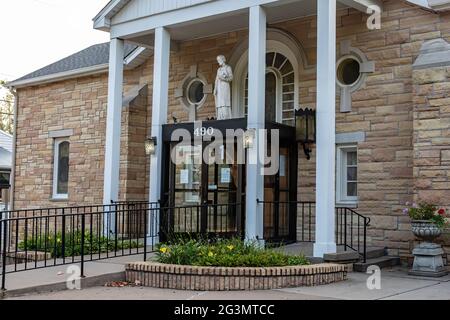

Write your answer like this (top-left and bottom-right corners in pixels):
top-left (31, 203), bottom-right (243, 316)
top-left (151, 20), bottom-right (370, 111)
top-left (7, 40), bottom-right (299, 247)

top-left (242, 52), bottom-right (295, 125)
top-left (230, 29), bottom-right (308, 126)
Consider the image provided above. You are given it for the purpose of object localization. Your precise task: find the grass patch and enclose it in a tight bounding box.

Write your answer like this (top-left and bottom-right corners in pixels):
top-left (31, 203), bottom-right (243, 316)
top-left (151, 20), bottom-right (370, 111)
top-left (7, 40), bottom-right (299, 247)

top-left (155, 238), bottom-right (309, 267)
top-left (18, 231), bottom-right (142, 258)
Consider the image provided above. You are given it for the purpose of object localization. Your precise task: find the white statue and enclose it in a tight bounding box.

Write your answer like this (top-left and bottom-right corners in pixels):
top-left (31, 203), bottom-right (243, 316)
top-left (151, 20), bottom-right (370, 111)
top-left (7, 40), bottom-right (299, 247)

top-left (214, 55), bottom-right (233, 120)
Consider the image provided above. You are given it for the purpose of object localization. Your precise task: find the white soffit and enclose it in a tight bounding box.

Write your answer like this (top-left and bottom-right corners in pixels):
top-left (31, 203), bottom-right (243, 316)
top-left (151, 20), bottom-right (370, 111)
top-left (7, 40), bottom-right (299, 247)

top-left (406, 0), bottom-right (450, 11)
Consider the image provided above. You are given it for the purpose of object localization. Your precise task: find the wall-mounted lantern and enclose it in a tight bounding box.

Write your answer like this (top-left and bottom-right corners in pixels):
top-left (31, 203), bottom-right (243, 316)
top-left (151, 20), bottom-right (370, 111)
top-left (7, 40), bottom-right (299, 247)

top-left (295, 108), bottom-right (316, 160)
top-left (145, 136), bottom-right (158, 156)
top-left (243, 128), bottom-right (256, 149)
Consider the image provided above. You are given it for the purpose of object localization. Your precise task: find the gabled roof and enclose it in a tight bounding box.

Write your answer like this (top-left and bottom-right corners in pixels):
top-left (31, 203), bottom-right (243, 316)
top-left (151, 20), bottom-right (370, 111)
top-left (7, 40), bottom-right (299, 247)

top-left (93, 0), bottom-right (131, 31)
top-left (15, 42), bottom-right (135, 82)
top-left (7, 42), bottom-right (152, 88)
top-left (92, 0), bottom-right (450, 34)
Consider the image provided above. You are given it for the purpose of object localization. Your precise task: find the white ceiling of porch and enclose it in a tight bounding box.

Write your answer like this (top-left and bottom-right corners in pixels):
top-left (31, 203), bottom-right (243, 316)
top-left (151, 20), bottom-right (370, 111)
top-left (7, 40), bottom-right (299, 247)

top-left (127, 0), bottom-right (348, 46)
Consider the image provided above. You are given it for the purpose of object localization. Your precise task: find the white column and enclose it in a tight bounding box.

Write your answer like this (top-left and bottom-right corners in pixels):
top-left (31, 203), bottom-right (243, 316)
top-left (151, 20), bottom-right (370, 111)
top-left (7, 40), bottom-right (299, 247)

top-left (245, 5), bottom-right (266, 244)
top-left (103, 38), bottom-right (124, 206)
top-left (149, 27), bottom-right (171, 243)
top-left (314, 0), bottom-right (337, 257)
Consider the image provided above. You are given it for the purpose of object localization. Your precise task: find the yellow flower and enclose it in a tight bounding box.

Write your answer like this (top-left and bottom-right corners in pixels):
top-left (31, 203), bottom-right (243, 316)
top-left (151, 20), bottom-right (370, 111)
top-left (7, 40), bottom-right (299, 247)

top-left (208, 251), bottom-right (214, 257)
top-left (160, 247), bottom-right (168, 254)
top-left (227, 245), bottom-right (234, 251)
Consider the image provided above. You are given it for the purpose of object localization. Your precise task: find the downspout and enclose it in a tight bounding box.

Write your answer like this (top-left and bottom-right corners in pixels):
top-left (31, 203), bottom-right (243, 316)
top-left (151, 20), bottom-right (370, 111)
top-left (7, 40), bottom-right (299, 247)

top-left (9, 88), bottom-right (18, 210)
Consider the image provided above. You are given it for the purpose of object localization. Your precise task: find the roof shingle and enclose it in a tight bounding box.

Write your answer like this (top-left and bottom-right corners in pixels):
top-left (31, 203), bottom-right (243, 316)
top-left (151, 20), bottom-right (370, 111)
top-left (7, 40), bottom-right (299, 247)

top-left (13, 42), bottom-right (137, 82)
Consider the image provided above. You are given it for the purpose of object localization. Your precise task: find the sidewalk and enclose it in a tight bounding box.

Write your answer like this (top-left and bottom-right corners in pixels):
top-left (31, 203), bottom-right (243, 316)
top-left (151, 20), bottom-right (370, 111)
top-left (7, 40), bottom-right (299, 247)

top-left (1, 254), bottom-right (151, 298)
top-left (4, 265), bottom-right (450, 300)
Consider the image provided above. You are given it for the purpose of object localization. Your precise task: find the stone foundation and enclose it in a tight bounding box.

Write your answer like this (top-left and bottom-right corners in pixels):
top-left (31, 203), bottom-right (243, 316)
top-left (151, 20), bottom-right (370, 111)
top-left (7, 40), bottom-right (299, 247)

top-left (125, 262), bottom-right (347, 291)
top-left (4, 251), bottom-right (51, 266)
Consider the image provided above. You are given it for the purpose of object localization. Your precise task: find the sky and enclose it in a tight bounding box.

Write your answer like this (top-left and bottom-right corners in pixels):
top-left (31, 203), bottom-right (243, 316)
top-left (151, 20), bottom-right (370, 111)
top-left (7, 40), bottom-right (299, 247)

top-left (0, 0), bottom-right (110, 83)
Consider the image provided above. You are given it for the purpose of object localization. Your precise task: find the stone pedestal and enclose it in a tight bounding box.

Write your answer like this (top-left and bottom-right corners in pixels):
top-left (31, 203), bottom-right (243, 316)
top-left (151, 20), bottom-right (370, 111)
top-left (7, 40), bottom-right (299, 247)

top-left (409, 242), bottom-right (448, 278)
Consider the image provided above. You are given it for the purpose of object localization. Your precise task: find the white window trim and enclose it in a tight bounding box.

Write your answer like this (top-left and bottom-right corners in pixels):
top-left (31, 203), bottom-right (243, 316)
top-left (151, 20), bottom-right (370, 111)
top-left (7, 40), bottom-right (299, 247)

top-left (52, 138), bottom-right (70, 200)
top-left (266, 67), bottom-right (283, 123)
top-left (336, 145), bottom-right (358, 206)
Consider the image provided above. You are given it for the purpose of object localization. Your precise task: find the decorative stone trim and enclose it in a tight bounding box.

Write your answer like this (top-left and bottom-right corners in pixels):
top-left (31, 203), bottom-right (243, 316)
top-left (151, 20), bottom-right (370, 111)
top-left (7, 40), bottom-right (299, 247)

top-left (126, 262), bottom-right (347, 291)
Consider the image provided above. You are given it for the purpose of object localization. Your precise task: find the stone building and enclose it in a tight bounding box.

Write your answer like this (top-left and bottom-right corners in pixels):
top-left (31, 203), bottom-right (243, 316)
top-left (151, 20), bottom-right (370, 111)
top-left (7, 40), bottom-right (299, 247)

top-left (6, 0), bottom-right (450, 264)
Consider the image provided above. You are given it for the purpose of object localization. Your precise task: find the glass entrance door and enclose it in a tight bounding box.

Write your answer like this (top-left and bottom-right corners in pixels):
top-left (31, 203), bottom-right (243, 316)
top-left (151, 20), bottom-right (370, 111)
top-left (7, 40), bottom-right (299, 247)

top-left (263, 147), bottom-right (293, 242)
top-left (168, 142), bottom-right (243, 237)
top-left (205, 145), bottom-right (242, 235)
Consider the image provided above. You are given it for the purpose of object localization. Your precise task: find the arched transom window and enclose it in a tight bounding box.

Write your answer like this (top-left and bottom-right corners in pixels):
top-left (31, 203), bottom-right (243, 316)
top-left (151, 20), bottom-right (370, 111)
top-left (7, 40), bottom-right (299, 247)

top-left (243, 52), bottom-right (295, 126)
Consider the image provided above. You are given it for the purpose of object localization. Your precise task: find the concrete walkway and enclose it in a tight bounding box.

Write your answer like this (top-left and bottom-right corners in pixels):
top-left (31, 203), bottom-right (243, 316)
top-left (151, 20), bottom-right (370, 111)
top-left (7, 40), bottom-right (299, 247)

top-left (0, 242), bottom-right (314, 297)
top-left (4, 266), bottom-right (450, 300)
top-left (1, 254), bottom-right (151, 297)
top-left (2, 243), bottom-right (450, 300)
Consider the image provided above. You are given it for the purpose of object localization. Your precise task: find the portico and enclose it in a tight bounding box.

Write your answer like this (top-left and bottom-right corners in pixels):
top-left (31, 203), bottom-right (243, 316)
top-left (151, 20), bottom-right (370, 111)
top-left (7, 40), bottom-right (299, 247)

top-left (95, 0), bottom-right (383, 257)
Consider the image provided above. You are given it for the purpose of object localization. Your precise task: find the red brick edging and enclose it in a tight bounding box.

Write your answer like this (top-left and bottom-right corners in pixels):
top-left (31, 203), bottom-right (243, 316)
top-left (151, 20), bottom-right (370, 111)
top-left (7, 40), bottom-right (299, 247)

top-left (126, 262), bottom-right (347, 291)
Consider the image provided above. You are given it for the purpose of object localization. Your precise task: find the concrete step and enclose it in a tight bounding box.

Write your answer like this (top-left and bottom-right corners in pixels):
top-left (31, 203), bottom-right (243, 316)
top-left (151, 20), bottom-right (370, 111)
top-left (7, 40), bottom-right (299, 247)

top-left (323, 247), bottom-right (387, 264)
top-left (354, 256), bottom-right (401, 272)
top-left (323, 251), bottom-right (360, 263)
top-left (365, 247), bottom-right (387, 260)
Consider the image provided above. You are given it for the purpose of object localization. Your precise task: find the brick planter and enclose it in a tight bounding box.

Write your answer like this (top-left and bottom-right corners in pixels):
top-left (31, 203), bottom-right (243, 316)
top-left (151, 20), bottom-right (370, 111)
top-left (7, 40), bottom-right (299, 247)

top-left (126, 262), bottom-right (347, 291)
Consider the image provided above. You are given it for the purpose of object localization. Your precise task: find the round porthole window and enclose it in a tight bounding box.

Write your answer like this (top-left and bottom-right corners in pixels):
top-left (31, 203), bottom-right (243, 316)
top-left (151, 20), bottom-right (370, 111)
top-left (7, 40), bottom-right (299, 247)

top-left (337, 57), bottom-right (361, 87)
top-left (186, 79), bottom-right (205, 105)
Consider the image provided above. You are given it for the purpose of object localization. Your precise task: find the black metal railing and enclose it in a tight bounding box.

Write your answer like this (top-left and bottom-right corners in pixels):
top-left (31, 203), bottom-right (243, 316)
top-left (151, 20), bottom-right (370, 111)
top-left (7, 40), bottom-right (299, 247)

top-left (336, 207), bottom-right (371, 263)
top-left (258, 201), bottom-right (315, 242)
top-left (0, 203), bottom-right (159, 291)
top-left (259, 201), bottom-right (370, 262)
top-left (160, 202), bottom-right (243, 241)
top-left (0, 200), bottom-right (371, 290)
top-left (0, 201), bottom-right (243, 291)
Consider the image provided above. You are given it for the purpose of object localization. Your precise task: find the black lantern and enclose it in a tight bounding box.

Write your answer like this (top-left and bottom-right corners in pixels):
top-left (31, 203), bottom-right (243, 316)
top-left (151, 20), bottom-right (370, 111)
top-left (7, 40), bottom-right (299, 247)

top-left (295, 108), bottom-right (316, 160)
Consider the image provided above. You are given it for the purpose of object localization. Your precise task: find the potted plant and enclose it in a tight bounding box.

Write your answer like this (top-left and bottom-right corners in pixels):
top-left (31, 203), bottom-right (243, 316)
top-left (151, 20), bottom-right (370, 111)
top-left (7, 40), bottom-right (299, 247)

top-left (404, 203), bottom-right (448, 242)
top-left (403, 202), bottom-right (449, 277)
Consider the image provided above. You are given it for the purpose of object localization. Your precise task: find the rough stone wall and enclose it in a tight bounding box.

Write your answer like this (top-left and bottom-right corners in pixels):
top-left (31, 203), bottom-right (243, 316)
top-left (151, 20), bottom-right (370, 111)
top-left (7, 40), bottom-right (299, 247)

top-left (14, 75), bottom-right (109, 209)
top-left (167, 32), bottom-right (245, 122)
top-left (412, 39), bottom-right (450, 261)
top-left (119, 86), bottom-right (149, 201)
top-left (13, 68), bottom-right (153, 209)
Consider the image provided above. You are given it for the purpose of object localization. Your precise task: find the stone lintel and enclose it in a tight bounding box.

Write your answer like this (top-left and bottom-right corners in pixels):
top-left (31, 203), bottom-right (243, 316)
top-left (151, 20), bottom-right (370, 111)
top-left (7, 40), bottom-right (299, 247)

top-left (48, 129), bottom-right (74, 138)
top-left (413, 38), bottom-right (450, 70)
top-left (336, 131), bottom-right (366, 144)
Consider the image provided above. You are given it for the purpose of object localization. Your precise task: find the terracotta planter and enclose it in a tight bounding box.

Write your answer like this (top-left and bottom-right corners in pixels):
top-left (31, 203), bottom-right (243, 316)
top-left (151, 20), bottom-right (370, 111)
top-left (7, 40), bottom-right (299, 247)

top-left (411, 220), bottom-right (442, 242)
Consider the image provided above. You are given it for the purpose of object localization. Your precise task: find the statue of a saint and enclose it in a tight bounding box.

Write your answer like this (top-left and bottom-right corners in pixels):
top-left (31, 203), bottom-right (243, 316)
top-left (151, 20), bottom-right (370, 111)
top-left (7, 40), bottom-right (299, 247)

top-left (214, 55), bottom-right (233, 120)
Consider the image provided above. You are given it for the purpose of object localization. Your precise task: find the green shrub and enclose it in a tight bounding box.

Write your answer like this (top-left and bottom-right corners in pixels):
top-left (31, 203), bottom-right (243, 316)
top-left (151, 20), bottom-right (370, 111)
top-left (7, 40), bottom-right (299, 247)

top-left (155, 238), bottom-right (309, 267)
top-left (18, 231), bottom-right (142, 258)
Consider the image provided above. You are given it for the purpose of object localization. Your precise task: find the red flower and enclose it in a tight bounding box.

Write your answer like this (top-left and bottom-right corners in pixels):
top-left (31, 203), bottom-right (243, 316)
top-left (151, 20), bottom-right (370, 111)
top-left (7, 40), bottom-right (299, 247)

top-left (438, 208), bottom-right (446, 216)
